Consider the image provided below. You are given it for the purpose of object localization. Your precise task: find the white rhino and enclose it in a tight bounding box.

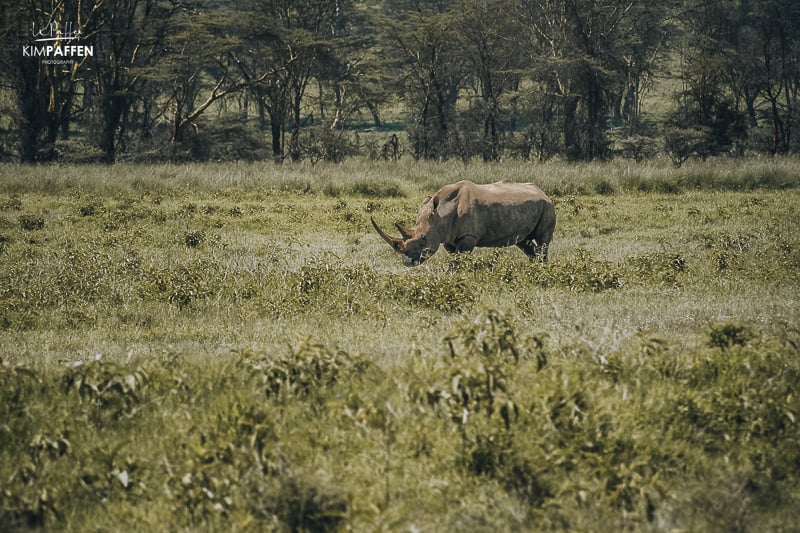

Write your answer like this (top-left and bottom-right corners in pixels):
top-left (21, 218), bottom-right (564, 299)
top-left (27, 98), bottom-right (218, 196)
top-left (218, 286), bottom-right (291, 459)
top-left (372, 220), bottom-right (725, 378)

top-left (372, 180), bottom-right (556, 266)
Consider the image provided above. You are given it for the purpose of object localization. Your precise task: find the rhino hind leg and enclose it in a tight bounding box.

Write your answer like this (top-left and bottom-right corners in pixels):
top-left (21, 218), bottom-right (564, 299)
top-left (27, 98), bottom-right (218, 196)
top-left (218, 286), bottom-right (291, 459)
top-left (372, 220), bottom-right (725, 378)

top-left (521, 220), bottom-right (554, 262)
top-left (517, 237), bottom-right (549, 262)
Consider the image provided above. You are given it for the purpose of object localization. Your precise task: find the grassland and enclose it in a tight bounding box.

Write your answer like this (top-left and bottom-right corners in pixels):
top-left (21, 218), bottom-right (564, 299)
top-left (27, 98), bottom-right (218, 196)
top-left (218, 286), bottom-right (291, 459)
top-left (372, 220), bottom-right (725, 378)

top-left (1, 157), bottom-right (799, 531)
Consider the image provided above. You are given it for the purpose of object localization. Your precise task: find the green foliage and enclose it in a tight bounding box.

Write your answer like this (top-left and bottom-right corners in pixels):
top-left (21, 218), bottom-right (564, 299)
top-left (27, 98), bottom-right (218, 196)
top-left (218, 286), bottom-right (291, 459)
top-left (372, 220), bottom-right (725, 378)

top-left (706, 320), bottom-right (757, 349)
top-left (18, 214), bottom-right (45, 231)
top-left (625, 253), bottom-right (687, 287)
top-left (0, 161), bottom-right (798, 530)
top-left (63, 357), bottom-right (150, 422)
top-left (0, 349), bottom-right (356, 531)
top-left (322, 178), bottom-right (407, 199)
top-left (0, 360), bottom-right (43, 448)
top-left (183, 229), bottom-right (206, 248)
top-left (150, 262), bottom-right (215, 309)
top-left (237, 338), bottom-right (366, 401)
top-left (349, 180), bottom-right (406, 198)
top-left (1, 315), bottom-right (798, 531)
top-left (381, 270), bottom-right (474, 313)
top-left (4, 0), bottom-right (800, 164)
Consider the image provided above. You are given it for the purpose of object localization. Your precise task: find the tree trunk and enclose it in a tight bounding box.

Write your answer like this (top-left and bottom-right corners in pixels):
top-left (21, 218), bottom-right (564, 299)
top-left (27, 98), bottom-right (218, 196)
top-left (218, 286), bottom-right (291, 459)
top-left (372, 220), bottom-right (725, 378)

top-left (366, 102), bottom-right (382, 128)
top-left (289, 96), bottom-right (302, 161)
top-left (271, 118), bottom-right (283, 162)
top-left (18, 71), bottom-right (43, 162)
top-left (563, 96), bottom-right (580, 161)
top-left (100, 94), bottom-right (126, 164)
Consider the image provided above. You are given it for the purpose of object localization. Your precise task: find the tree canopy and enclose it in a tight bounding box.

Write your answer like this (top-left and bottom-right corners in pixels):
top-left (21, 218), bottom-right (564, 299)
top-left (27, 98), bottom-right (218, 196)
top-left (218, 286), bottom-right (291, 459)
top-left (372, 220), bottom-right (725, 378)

top-left (1, 0), bottom-right (799, 164)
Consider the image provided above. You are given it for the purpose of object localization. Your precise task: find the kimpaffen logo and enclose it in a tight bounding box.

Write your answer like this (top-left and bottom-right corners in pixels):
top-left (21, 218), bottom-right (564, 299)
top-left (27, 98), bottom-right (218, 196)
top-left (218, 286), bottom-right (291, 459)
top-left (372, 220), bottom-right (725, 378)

top-left (23, 20), bottom-right (94, 65)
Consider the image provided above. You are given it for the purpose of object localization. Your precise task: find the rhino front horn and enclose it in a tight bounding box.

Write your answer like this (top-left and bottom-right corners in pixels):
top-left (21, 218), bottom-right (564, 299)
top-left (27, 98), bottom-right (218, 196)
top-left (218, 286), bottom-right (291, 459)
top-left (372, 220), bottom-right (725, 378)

top-left (371, 217), bottom-right (405, 253)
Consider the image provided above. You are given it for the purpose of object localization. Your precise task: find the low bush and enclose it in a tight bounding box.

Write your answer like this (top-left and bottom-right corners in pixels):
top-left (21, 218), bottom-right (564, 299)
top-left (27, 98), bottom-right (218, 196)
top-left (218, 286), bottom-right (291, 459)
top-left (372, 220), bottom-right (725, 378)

top-left (381, 270), bottom-right (474, 313)
top-left (1, 161), bottom-right (798, 531)
top-left (1, 312), bottom-right (798, 531)
top-left (18, 214), bottom-right (45, 231)
top-left (348, 179), bottom-right (406, 198)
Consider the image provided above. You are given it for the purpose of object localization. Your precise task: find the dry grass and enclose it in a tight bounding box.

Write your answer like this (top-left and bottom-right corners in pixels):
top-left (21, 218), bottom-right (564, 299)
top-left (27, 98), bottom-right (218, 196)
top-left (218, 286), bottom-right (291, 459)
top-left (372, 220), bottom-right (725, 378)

top-left (1, 157), bottom-right (799, 530)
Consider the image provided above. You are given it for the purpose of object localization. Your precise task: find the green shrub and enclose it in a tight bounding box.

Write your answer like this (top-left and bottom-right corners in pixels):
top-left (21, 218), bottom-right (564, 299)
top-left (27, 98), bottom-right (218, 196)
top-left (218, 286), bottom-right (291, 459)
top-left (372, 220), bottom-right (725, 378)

top-left (381, 270), bottom-right (475, 313)
top-left (625, 253), bottom-right (687, 287)
top-left (237, 339), bottom-right (365, 401)
top-left (348, 180), bottom-right (406, 198)
top-left (549, 249), bottom-right (625, 292)
top-left (0, 195), bottom-right (23, 210)
top-left (18, 214), bottom-right (45, 231)
top-left (267, 473), bottom-right (348, 532)
top-left (148, 261), bottom-right (215, 308)
top-left (183, 229), bottom-right (206, 248)
top-left (62, 357), bottom-right (150, 423)
top-left (593, 178), bottom-right (615, 195)
top-left (0, 362), bottom-right (44, 448)
top-left (706, 320), bottom-right (756, 349)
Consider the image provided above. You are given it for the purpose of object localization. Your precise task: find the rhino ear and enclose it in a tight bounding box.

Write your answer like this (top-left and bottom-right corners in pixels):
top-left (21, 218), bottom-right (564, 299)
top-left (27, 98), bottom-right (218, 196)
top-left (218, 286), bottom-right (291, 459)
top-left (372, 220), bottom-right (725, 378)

top-left (432, 196), bottom-right (440, 211)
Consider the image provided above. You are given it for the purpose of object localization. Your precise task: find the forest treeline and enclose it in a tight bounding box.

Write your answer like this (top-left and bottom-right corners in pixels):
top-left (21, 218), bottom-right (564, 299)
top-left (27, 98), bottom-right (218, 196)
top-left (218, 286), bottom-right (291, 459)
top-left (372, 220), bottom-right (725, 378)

top-left (1, 0), bottom-right (798, 165)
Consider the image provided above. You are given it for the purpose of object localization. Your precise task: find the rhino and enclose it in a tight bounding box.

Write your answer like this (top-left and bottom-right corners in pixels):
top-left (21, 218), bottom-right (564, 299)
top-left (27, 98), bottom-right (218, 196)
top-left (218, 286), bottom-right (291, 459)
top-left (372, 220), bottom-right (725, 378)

top-left (371, 180), bottom-right (555, 266)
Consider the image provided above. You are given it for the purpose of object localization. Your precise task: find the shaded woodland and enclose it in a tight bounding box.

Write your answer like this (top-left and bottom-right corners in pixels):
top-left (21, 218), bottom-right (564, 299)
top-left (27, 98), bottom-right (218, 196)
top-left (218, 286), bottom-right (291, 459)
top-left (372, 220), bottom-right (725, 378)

top-left (1, 0), bottom-right (799, 164)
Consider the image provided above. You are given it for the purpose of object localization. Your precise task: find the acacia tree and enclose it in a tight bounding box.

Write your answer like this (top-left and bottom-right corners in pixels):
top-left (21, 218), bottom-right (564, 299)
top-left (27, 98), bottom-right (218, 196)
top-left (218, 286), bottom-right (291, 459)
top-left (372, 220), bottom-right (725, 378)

top-left (234, 0), bottom-right (356, 162)
top-left (249, 0), bottom-right (357, 161)
top-left (383, 0), bottom-right (467, 160)
top-left (669, 0), bottom-right (751, 159)
top-left (2, 0), bottom-right (102, 161)
top-left (90, 0), bottom-right (181, 163)
top-left (232, 2), bottom-right (293, 161)
top-left (610, 2), bottom-right (673, 129)
top-left (311, 26), bottom-right (388, 161)
top-left (456, 0), bottom-right (527, 161)
top-left (136, 4), bottom-right (262, 160)
top-left (313, 2), bottom-right (386, 131)
top-left (521, 0), bottom-right (592, 160)
top-left (520, 0), bottom-right (670, 160)
top-left (750, 0), bottom-right (800, 154)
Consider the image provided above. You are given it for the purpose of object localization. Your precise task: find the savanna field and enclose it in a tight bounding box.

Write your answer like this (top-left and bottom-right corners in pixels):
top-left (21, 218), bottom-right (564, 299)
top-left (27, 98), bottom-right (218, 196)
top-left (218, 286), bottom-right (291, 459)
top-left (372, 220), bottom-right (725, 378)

top-left (1, 158), bottom-right (799, 531)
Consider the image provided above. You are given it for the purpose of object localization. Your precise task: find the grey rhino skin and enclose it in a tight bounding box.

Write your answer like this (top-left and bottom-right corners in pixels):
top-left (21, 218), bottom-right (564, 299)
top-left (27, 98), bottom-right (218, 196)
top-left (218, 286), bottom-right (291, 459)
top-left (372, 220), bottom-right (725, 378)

top-left (371, 180), bottom-right (555, 266)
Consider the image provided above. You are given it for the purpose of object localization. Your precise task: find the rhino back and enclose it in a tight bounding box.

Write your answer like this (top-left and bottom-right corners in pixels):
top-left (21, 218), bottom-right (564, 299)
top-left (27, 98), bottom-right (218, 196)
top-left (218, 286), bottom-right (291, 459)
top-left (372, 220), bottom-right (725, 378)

top-left (445, 181), bottom-right (553, 247)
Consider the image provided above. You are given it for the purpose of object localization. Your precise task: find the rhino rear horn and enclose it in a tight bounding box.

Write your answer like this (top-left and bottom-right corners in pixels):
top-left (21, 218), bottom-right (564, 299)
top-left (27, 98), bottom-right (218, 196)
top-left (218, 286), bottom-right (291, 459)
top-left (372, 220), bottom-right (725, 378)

top-left (371, 217), bottom-right (405, 253)
top-left (394, 222), bottom-right (415, 239)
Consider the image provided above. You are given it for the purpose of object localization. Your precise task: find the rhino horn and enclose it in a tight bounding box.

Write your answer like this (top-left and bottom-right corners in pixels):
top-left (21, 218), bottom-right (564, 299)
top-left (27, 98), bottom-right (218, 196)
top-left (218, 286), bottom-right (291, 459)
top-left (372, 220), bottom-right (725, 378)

top-left (371, 217), bottom-right (405, 253)
top-left (394, 222), bottom-right (415, 239)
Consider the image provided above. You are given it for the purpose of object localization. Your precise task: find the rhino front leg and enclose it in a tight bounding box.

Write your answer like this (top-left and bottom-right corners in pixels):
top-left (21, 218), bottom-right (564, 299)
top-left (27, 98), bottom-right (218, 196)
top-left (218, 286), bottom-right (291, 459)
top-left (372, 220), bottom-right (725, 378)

top-left (445, 235), bottom-right (477, 254)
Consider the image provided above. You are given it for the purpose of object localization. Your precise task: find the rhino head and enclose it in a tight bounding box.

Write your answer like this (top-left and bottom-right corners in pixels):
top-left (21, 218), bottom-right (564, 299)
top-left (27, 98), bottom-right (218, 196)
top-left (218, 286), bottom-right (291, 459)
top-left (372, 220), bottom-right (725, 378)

top-left (371, 196), bottom-right (442, 266)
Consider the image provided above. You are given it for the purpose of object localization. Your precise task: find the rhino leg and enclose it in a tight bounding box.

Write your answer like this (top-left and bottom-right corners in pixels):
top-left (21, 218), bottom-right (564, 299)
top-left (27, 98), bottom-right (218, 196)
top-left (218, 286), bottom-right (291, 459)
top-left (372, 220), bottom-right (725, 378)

top-left (517, 239), bottom-right (538, 259)
top-left (520, 220), bottom-right (554, 262)
top-left (453, 235), bottom-right (477, 253)
top-left (444, 235), bottom-right (477, 254)
top-left (518, 238), bottom-right (549, 262)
